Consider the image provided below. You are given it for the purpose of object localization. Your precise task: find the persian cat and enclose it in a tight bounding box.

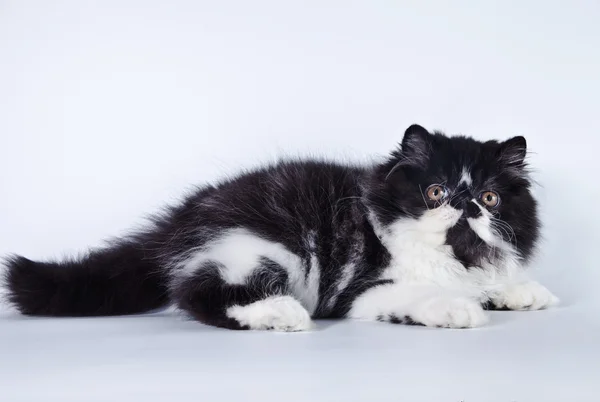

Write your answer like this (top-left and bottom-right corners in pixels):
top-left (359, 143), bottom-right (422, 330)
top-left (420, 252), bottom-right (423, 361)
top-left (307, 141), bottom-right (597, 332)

top-left (3, 124), bottom-right (558, 330)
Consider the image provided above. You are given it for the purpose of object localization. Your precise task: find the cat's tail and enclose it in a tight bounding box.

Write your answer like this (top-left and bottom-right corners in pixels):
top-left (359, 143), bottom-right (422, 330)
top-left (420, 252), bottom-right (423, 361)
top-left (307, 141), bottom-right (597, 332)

top-left (2, 240), bottom-right (170, 316)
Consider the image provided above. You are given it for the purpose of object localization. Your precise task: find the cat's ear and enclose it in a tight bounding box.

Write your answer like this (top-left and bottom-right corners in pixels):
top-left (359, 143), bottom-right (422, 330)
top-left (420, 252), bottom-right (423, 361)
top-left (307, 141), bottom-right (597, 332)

top-left (498, 136), bottom-right (527, 167)
top-left (400, 124), bottom-right (431, 168)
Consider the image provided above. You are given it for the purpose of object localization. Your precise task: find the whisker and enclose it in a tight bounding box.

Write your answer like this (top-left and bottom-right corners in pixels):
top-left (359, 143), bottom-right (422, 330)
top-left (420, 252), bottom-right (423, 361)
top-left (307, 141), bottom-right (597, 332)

top-left (494, 222), bottom-right (514, 240)
top-left (490, 217), bottom-right (517, 246)
top-left (385, 161), bottom-right (404, 181)
top-left (418, 184), bottom-right (430, 210)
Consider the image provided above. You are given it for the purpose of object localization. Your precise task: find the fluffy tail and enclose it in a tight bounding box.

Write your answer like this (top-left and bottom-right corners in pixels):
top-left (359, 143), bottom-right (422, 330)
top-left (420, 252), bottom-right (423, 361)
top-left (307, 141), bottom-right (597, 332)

top-left (3, 241), bottom-right (170, 316)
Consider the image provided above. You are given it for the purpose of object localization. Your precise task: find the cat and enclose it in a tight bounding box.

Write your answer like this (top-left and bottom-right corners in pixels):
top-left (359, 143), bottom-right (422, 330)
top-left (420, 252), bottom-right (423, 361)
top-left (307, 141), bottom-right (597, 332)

top-left (2, 124), bottom-right (558, 331)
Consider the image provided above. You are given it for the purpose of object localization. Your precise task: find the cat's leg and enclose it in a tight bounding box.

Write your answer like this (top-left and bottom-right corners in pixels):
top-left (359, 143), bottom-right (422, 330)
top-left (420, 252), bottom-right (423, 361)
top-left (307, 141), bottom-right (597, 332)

top-left (171, 258), bottom-right (312, 331)
top-left (486, 280), bottom-right (559, 311)
top-left (347, 283), bottom-right (488, 328)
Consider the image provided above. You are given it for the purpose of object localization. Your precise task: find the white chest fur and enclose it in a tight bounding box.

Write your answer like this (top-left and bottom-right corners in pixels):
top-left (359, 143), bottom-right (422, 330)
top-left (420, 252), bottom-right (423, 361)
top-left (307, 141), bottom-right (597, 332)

top-left (369, 207), bottom-right (489, 289)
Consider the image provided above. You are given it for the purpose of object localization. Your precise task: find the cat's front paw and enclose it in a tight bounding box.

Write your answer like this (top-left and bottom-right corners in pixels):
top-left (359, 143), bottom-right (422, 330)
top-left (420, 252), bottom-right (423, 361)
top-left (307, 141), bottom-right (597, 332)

top-left (411, 296), bottom-right (488, 329)
top-left (489, 281), bottom-right (559, 311)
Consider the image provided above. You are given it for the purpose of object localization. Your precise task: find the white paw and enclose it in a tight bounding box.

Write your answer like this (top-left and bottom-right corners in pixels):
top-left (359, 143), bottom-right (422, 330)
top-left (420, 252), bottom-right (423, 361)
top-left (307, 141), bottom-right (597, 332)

top-left (490, 281), bottom-right (559, 311)
top-left (226, 295), bottom-right (313, 332)
top-left (411, 296), bottom-right (489, 328)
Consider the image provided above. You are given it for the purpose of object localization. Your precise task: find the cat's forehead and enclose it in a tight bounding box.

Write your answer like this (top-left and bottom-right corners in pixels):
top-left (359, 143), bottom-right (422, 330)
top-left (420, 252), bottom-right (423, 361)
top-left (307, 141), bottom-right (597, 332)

top-left (426, 135), bottom-right (502, 185)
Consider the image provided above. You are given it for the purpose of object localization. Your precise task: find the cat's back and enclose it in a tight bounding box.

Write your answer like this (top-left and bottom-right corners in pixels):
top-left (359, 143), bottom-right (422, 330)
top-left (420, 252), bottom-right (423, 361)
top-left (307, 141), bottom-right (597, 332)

top-left (181, 159), bottom-right (367, 240)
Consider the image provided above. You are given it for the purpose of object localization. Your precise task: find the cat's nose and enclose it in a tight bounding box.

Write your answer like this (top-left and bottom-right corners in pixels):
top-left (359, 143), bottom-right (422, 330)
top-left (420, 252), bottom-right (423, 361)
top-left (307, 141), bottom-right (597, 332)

top-left (464, 200), bottom-right (481, 218)
top-left (449, 190), bottom-right (472, 209)
top-left (450, 193), bottom-right (481, 218)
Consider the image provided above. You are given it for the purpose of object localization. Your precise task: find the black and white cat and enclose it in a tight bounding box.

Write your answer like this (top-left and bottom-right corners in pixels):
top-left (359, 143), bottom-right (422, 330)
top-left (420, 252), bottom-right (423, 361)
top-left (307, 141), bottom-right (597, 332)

top-left (3, 124), bottom-right (558, 331)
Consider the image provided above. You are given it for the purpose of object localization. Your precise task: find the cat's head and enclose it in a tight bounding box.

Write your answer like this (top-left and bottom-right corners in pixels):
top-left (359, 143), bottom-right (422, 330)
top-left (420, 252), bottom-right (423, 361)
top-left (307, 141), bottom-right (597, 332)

top-left (366, 124), bottom-right (539, 268)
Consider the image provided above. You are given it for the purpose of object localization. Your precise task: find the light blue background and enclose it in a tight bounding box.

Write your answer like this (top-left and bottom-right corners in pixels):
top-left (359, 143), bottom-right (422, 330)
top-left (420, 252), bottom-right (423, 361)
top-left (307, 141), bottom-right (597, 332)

top-left (1, 1), bottom-right (598, 401)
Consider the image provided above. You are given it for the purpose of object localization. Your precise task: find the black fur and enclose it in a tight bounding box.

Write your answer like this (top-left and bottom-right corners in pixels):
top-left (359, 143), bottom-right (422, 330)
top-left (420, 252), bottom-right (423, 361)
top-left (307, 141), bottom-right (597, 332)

top-left (379, 314), bottom-right (423, 326)
top-left (5, 242), bottom-right (169, 316)
top-left (2, 124), bottom-right (539, 329)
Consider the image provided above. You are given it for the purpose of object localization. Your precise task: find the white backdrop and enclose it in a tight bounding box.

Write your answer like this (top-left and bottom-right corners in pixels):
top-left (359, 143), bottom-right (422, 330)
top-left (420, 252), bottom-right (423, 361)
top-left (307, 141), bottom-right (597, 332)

top-left (1, 1), bottom-right (599, 401)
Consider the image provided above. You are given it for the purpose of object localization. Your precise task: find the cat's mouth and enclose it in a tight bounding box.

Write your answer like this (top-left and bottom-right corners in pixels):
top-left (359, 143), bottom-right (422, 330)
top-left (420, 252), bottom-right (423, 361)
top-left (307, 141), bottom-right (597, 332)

top-left (443, 200), bottom-right (508, 261)
top-left (419, 204), bottom-right (463, 232)
top-left (452, 199), bottom-right (495, 245)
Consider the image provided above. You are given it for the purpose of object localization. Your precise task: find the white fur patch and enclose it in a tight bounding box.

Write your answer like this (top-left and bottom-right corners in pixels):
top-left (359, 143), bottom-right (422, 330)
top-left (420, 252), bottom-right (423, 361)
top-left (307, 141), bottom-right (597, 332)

top-left (177, 229), bottom-right (300, 284)
top-left (174, 228), bottom-right (320, 315)
top-left (488, 281), bottom-right (559, 310)
top-left (459, 199), bottom-right (525, 284)
top-left (303, 231), bottom-right (321, 314)
top-left (226, 295), bottom-right (313, 331)
top-left (467, 199), bottom-right (517, 256)
top-left (372, 205), bottom-right (462, 251)
top-left (459, 167), bottom-right (472, 186)
top-left (370, 206), bottom-right (469, 287)
top-left (326, 262), bottom-right (356, 309)
top-left (305, 252), bottom-right (321, 315)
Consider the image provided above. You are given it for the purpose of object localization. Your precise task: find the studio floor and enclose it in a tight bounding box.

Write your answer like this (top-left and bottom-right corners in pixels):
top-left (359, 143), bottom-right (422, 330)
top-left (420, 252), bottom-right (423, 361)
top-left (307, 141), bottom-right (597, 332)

top-left (1, 301), bottom-right (598, 402)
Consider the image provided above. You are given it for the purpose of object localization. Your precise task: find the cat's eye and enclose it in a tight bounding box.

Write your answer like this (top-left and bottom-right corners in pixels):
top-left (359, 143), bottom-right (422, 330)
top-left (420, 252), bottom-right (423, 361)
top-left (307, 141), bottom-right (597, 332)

top-left (481, 191), bottom-right (500, 207)
top-left (426, 185), bottom-right (447, 202)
